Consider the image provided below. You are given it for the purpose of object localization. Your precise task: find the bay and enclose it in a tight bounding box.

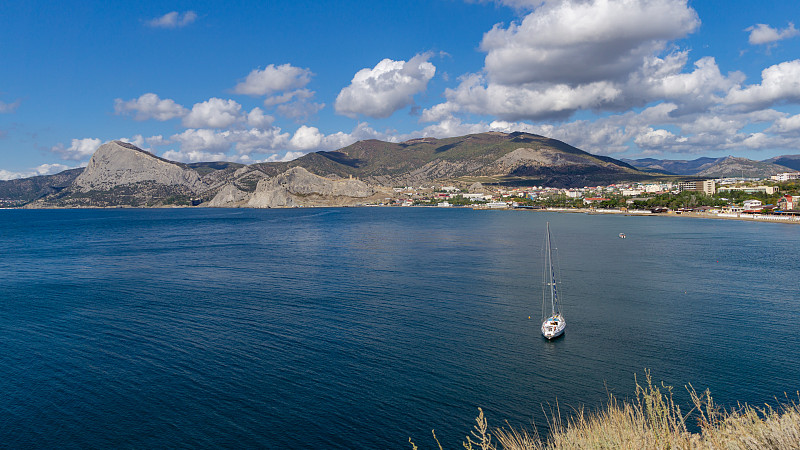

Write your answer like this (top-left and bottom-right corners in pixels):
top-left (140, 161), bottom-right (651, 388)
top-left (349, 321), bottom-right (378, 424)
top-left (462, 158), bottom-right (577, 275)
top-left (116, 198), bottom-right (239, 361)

top-left (1, 208), bottom-right (798, 448)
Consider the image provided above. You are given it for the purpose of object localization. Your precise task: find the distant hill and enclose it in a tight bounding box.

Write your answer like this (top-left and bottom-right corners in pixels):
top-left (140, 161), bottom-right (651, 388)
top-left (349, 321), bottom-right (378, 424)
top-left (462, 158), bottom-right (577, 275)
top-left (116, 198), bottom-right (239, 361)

top-left (0, 168), bottom-right (83, 206)
top-left (255, 131), bottom-right (650, 188)
top-left (624, 155), bottom-right (796, 178)
top-left (621, 157), bottom-right (720, 175)
top-left (694, 156), bottom-right (789, 178)
top-left (765, 155), bottom-right (800, 172)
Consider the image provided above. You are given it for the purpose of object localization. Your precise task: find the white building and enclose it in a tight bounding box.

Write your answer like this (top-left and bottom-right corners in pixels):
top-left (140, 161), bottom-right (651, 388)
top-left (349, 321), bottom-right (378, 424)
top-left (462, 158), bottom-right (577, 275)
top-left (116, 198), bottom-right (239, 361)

top-left (718, 185), bottom-right (777, 195)
top-left (485, 202), bottom-right (508, 208)
top-left (462, 193), bottom-right (493, 201)
top-left (742, 199), bottom-right (763, 211)
top-left (771, 172), bottom-right (800, 182)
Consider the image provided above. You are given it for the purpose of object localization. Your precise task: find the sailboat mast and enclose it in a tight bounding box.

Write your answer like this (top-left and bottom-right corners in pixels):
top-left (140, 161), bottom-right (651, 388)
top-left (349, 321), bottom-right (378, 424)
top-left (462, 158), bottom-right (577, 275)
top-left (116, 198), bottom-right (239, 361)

top-left (547, 222), bottom-right (556, 315)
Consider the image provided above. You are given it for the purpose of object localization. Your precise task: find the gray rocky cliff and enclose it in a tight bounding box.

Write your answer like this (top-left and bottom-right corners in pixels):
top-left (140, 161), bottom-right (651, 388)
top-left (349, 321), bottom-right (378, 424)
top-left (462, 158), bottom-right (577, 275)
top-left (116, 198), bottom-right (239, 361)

top-left (74, 141), bottom-right (203, 193)
top-left (207, 184), bottom-right (251, 207)
top-left (246, 166), bottom-right (375, 208)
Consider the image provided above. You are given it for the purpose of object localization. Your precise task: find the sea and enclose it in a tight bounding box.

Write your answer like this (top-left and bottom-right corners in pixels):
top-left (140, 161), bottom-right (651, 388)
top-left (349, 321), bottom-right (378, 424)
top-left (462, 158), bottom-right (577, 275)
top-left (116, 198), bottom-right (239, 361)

top-left (1, 207), bottom-right (798, 448)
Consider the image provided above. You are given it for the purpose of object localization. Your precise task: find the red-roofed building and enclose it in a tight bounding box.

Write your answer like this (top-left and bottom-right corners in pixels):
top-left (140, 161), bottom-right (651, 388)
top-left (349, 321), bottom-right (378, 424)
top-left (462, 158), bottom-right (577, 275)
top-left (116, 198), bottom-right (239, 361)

top-left (777, 195), bottom-right (799, 211)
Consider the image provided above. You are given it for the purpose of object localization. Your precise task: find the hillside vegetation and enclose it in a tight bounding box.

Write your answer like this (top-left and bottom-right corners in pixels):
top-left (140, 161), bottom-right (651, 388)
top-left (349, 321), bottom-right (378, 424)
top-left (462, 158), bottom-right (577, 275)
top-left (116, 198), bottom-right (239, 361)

top-left (254, 132), bottom-right (651, 188)
top-left (413, 372), bottom-right (800, 449)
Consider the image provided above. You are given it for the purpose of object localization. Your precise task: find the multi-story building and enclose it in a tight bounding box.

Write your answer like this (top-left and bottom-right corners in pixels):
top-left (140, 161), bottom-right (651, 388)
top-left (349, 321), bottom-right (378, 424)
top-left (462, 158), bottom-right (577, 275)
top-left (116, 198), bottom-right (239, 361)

top-left (777, 195), bottom-right (799, 210)
top-left (678, 180), bottom-right (716, 195)
top-left (717, 185), bottom-right (777, 195)
top-left (771, 172), bottom-right (800, 182)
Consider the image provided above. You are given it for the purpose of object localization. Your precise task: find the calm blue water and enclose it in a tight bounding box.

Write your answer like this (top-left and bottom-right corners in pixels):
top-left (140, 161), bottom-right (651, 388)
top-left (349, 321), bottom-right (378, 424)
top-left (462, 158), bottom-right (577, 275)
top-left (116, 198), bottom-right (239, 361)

top-left (1, 208), bottom-right (798, 448)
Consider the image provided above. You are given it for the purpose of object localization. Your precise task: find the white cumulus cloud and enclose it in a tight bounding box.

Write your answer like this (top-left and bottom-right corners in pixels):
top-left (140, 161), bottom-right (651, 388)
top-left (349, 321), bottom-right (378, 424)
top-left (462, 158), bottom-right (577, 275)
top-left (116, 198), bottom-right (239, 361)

top-left (746, 23), bottom-right (800, 45)
top-left (289, 125), bottom-right (323, 150)
top-left (146, 11), bottom-right (198, 29)
top-left (182, 98), bottom-right (243, 128)
top-left (162, 148), bottom-right (230, 163)
top-left (233, 64), bottom-right (313, 96)
top-left (246, 107), bottom-right (275, 129)
top-left (725, 60), bottom-right (800, 111)
top-left (262, 151), bottom-right (306, 162)
top-left (480, 0), bottom-right (700, 86)
top-left (165, 127), bottom-right (292, 162)
top-left (51, 138), bottom-right (103, 160)
top-left (335, 54), bottom-right (436, 118)
top-left (233, 128), bottom-right (291, 155)
top-left (0, 163), bottom-right (74, 181)
top-left (114, 93), bottom-right (188, 121)
top-left (634, 128), bottom-right (678, 149)
top-left (426, 73), bottom-right (621, 121)
top-left (422, 0), bottom-right (714, 122)
top-left (169, 129), bottom-right (234, 155)
top-left (767, 113), bottom-right (800, 134)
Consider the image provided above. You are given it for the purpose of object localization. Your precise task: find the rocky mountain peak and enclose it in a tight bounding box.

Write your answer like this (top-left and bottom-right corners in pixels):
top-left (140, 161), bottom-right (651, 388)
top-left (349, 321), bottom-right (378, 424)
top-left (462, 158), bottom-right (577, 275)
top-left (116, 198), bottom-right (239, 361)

top-left (73, 141), bottom-right (203, 192)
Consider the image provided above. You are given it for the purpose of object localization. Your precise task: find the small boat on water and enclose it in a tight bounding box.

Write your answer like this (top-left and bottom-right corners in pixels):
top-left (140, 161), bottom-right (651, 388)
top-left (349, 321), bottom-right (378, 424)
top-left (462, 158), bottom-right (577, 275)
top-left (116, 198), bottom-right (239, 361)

top-left (619, 233), bottom-right (626, 239)
top-left (541, 222), bottom-right (566, 340)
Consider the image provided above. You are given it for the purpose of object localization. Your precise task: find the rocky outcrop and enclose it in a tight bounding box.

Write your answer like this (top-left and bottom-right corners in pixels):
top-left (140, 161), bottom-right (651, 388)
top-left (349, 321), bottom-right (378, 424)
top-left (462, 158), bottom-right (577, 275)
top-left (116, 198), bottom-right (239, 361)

top-left (495, 147), bottom-right (606, 170)
top-left (207, 184), bottom-right (250, 207)
top-left (468, 182), bottom-right (484, 193)
top-left (246, 167), bottom-right (374, 208)
top-left (246, 183), bottom-right (298, 208)
top-left (74, 141), bottom-right (203, 193)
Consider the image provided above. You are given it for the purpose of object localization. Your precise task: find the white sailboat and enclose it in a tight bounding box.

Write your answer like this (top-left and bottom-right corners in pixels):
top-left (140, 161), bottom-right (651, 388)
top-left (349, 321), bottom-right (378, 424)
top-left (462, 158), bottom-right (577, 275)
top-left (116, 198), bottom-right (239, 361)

top-left (541, 222), bottom-right (566, 339)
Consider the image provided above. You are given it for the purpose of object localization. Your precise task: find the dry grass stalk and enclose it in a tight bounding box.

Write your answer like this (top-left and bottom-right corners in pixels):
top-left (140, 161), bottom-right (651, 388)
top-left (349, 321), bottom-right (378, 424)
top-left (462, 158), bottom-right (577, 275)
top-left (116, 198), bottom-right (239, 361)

top-left (414, 372), bottom-right (800, 449)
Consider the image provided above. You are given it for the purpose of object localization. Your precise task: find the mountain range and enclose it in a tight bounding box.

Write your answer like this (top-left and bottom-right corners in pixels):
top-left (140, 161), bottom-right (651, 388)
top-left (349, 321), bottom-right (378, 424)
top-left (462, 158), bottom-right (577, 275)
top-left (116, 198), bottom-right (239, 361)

top-left (2, 132), bottom-right (798, 208)
top-left (2, 132), bottom-right (652, 208)
top-left (622, 155), bottom-right (800, 177)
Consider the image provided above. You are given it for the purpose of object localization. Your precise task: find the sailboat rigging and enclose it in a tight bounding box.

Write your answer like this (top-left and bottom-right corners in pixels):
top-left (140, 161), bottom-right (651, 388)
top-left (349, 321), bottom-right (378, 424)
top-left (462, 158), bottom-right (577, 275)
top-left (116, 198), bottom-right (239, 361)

top-left (541, 222), bottom-right (566, 339)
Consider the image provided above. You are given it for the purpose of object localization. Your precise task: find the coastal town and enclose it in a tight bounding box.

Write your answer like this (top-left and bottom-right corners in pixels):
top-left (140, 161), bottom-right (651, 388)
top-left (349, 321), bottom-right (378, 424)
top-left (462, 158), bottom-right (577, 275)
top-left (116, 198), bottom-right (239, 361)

top-left (382, 171), bottom-right (800, 222)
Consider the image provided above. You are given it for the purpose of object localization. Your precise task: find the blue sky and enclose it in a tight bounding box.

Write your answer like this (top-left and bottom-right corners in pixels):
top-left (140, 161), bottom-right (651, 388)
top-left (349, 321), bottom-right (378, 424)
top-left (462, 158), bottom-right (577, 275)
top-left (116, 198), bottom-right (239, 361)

top-left (2, 0), bottom-right (800, 179)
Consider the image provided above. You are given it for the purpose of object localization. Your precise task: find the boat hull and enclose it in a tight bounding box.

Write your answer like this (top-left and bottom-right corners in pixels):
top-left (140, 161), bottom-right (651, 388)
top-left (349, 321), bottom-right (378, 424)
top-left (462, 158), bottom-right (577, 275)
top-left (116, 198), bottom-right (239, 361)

top-left (541, 315), bottom-right (566, 339)
top-left (542, 328), bottom-right (565, 340)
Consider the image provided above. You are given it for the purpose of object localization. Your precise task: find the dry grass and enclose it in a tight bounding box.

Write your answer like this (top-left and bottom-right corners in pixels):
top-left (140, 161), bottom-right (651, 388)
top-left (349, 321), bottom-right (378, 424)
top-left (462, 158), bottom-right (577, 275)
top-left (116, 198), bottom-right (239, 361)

top-left (413, 371), bottom-right (800, 449)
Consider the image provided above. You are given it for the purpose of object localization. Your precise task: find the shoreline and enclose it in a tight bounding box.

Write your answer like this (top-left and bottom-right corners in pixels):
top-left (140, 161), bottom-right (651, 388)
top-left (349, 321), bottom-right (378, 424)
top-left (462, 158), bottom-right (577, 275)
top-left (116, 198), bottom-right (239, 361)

top-left (547, 207), bottom-right (800, 224)
top-left (5, 204), bottom-right (800, 225)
